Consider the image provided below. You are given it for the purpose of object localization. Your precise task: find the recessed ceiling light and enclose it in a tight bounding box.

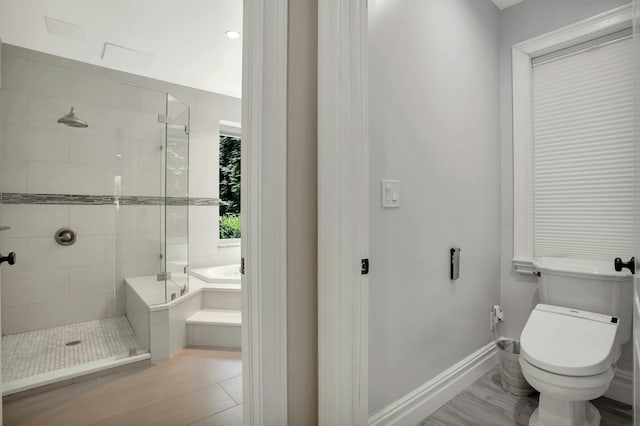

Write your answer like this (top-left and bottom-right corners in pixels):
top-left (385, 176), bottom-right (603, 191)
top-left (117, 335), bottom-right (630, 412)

top-left (225, 30), bottom-right (241, 40)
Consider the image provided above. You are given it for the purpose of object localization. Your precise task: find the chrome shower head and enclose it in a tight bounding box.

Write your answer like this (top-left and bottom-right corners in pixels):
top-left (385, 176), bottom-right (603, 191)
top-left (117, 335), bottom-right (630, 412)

top-left (57, 107), bottom-right (88, 128)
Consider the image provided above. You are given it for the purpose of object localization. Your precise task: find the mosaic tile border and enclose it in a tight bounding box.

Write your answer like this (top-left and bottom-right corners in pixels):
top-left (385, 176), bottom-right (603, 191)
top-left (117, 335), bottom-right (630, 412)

top-left (0, 193), bottom-right (218, 206)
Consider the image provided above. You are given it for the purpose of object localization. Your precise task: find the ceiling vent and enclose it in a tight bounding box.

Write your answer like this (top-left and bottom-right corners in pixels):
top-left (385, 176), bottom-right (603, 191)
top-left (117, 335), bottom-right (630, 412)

top-left (44, 17), bottom-right (86, 42)
top-left (491, 0), bottom-right (525, 10)
top-left (101, 43), bottom-right (156, 71)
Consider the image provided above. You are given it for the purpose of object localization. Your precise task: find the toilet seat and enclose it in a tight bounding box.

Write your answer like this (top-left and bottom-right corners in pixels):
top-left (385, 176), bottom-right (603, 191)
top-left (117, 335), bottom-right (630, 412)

top-left (520, 357), bottom-right (614, 401)
top-left (520, 304), bottom-right (618, 377)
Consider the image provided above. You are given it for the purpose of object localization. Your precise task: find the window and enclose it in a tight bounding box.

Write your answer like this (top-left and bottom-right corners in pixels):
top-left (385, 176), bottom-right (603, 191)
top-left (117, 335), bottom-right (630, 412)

top-left (531, 34), bottom-right (633, 261)
top-left (511, 6), bottom-right (633, 272)
top-left (219, 133), bottom-right (241, 239)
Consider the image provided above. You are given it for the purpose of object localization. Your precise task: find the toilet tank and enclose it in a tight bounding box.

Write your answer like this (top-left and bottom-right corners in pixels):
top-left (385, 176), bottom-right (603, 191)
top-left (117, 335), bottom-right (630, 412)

top-left (533, 257), bottom-right (633, 345)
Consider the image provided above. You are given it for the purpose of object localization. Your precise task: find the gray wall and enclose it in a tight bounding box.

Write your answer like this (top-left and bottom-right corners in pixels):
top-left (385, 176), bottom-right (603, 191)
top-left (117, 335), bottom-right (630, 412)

top-left (287, 0), bottom-right (318, 424)
top-left (368, 0), bottom-right (501, 414)
top-left (498, 0), bottom-right (632, 371)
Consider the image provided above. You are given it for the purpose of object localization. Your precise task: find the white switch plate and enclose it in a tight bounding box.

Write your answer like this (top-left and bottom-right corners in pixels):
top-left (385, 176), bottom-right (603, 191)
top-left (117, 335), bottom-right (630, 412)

top-left (381, 180), bottom-right (400, 208)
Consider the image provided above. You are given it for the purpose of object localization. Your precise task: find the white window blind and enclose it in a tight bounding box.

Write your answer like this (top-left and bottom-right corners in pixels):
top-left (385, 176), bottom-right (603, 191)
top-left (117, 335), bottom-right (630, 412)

top-left (532, 35), bottom-right (634, 261)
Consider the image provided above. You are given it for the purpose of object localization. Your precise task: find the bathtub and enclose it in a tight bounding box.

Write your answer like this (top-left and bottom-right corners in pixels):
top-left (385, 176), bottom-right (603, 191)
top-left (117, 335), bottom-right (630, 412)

top-left (190, 264), bottom-right (241, 284)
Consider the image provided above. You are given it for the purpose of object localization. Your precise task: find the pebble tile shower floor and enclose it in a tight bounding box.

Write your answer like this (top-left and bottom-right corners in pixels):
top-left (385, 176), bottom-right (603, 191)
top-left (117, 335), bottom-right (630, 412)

top-left (2, 316), bottom-right (144, 383)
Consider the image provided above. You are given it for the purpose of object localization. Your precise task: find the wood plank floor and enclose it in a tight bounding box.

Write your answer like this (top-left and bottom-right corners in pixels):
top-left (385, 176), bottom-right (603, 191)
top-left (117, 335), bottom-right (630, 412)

top-left (2, 348), bottom-right (243, 426)
top-left (422, 368), bottom-right (632, 426)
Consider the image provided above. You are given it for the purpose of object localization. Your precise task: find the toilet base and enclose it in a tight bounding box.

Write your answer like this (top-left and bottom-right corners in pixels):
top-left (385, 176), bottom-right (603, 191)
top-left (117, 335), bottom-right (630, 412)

top-left (529, 400), bottom-right (600, 426)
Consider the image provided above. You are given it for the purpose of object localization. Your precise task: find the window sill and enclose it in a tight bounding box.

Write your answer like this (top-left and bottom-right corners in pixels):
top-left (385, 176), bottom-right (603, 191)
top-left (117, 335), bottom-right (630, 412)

top-left (512, 258), bottom-right (538, 277)
top-left (218, 239), bottom-right (241, 248)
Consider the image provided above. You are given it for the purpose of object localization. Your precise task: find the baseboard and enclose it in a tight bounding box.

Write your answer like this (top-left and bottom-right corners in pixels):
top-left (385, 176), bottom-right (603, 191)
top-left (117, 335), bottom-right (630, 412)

top-left (368, 342), bottom-right (498, 426)
top-left (604, 368), bottom-right (633, 405)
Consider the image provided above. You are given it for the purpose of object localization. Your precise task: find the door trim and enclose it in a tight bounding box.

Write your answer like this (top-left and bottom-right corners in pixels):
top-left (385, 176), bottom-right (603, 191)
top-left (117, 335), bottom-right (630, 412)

top-left (241, 0), bottom-right (288, 424)
top-left (318, 0), bottom-right (369, 424)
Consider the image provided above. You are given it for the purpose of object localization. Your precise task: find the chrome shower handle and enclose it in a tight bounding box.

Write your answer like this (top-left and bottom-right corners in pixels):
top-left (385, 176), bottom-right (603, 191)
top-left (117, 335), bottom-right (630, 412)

top-left (55, 227), bottom-right (77, 246)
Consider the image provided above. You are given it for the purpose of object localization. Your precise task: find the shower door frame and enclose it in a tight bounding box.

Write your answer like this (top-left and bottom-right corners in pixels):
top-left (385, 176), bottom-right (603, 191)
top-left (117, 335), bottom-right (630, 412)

top-left (242, 0), bottom-right (289, 425)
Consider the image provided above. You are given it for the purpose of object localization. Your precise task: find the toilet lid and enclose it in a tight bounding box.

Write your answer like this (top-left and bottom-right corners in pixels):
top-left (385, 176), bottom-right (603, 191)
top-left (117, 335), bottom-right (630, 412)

top-left (520, 304), bottom-right (618, 377)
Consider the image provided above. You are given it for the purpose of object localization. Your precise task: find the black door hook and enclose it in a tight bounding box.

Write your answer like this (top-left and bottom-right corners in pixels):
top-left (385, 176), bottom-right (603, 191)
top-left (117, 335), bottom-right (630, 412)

top-left (0, 252), bottom-right (16, 265)
top-left (614, 257), bottom-right (635, 275)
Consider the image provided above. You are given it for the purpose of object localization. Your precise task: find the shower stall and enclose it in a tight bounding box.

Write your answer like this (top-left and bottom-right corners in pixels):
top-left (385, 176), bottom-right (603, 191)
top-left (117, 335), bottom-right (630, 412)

top-left (0, 46), bottom-right (190, 394)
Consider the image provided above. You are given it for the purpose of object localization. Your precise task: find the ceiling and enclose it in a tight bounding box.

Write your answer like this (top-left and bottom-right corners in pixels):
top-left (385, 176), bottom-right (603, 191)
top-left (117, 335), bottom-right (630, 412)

top-left (492, 0), bottom-right (525, 10)
top-left (0, 0), bottom-right (243, 98)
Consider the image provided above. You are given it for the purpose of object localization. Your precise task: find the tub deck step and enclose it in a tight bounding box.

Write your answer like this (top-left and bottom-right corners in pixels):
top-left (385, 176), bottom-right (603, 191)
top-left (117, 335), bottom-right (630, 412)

top-left (186, 309), bottom-right (241, 348)
top-left (186, 309), bottom-right (241, 326)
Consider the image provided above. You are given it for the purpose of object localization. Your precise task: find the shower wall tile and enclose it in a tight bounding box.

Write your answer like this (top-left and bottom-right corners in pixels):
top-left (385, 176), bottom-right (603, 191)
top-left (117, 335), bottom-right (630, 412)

top-left (1, 304), bottom-right (30, 335)
top-left (114, 233), bottom-right (161, 264)
top-left (26, 300), bottom-right (68, 330)
top-left (1, 55), bottom-right (28, 92)
top-left (68, 134), bottom-right (117, 166)
top-left (26, 295), bottom-right (113, 331)
top-left (0, 159), bottom-right (27, 193)
top-left (189, 171), bottom-right (218, 198)
top-left (0, 204), bottom-right (68, 238)
top-left (3, 124), bottom-right (69, 162)
top-left (124, 169), bottom-right (161, 197)
top-left (69, 69), bottom-right (118, 107)
top-left (23, 59), bottom-right (70, 99)
top-left (70, 205), bottom-right (116, 235)
top-left (2, 43), bottom-right (27, 59)
top-left (1, 268), bottom-right (69, 306)
top-left (106, 109), bottom-right (162, 141)
top-left (189, 206), bottom-right (217, 232)
top-left (115, 206), bottom-right (160, 234)
top-left (0, 90), bottom-right (28, 125)
top-left (189, 134), bottom-right (219, 175)
top-left (69, 264), bottom-right (116, 296)
top-left (26, 235), bottom-right (107, 270)
top-left (140, 88), bottom-right (166, 115)
top-left (26, 49), bottom-right (106, 77)
top-left (115, 83), bottom-right (141, 112)
top-left (25, 94), bottom-right (74, 131)
top-left (27, 161), bottom-right (108, 195)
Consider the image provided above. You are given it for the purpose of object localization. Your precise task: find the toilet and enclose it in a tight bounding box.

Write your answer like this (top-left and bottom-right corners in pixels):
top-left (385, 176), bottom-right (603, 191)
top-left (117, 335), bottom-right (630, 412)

top-left (519, 257), bottom-right (632, 426)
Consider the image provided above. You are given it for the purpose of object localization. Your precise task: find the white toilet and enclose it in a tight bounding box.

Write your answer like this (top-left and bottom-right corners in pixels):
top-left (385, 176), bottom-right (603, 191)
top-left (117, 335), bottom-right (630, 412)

top-left (519, 257), bottom-right (632, 426)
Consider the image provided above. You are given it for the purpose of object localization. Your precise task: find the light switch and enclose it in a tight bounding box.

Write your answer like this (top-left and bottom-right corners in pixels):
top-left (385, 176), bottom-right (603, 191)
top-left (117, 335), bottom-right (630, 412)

top-left (381, 180), bottom-right (400, 208)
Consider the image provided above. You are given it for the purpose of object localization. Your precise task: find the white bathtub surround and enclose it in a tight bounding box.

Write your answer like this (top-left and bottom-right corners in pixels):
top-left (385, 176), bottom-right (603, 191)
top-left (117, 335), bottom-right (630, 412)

top-left (186, 309), bottom-right (241, 348)
top-left (1, 316), bottom-right (148, 395)
top-left (126, 275), bottom-right (241, 362)
top-left (191, 264), bottom-right (241, 284)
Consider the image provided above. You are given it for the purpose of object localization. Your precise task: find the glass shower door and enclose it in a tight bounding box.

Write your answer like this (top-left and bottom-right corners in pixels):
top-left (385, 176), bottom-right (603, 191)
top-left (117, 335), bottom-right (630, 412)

top-left (161, 94), bottom-right (190, 302)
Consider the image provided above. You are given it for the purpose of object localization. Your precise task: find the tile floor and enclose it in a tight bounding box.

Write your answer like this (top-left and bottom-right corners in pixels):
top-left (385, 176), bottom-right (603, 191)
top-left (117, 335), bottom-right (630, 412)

top-left (422, 367), bottom-right (633, 426)
top-left (2, 316), bottom-right (144, 383)
top-left (3, 348), bottom-right (243, 426)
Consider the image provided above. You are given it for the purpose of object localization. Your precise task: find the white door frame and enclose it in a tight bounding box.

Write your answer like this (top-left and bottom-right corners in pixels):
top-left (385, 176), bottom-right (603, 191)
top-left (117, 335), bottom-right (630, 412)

top-left (241, 0), bottom-right (288, 425)
top-left (318, 0), bottom-right (369, 424)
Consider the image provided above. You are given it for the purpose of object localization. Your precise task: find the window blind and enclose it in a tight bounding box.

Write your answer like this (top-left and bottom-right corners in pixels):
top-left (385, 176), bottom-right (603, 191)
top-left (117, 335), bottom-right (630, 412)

top-left (532, 35), bottom-right (634, 261)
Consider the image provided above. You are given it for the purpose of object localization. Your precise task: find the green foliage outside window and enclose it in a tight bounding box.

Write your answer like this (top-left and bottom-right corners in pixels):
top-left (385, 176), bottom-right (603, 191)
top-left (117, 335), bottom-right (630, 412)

top-left (219, 135), bottom-right (241, 238)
